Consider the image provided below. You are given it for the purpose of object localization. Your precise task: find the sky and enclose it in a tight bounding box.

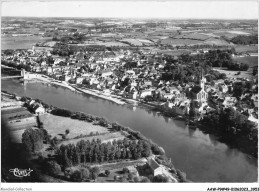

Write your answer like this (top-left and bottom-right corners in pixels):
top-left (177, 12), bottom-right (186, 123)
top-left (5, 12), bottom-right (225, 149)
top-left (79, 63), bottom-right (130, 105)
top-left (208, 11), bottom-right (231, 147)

top-left (1, 1), bottom-right (259, 19)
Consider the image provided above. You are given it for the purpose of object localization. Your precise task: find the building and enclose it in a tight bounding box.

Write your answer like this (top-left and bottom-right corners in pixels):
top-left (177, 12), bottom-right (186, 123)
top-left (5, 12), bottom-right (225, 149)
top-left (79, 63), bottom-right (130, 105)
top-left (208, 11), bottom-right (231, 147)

top-left (190, 74), bottom-right (208, 102)
top-left (147, 157), bottom-right (164, 176)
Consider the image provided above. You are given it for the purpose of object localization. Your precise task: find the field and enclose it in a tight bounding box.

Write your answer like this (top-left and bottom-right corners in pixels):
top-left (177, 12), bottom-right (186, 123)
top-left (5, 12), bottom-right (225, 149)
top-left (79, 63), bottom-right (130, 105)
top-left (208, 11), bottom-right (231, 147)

top-left (158, 49), bottom-right (191, 56)
top-left (213, 68), bottom-right (253, 79)
top-left (1, 35), bottom-right (52, 50)
top-left (174, 33), bottom-right (211, 40)
top-left (120, 39), bottom-right (143, 46)
top-left (39, 113), bottom-right (109, 139)
top-left (161, 38), bottom-right (204, 46)
top-left (97, 41), bottom-right (130, 47)
top-left (234, 45), bottom-right (258, 53)
top-left (206, 30), bottom-right (252, 39)
top-left (204, 38), bottom-right (230, 46)
top-left (93, 158), bottom-right (147, 171)
top-left (58, 131), bottom-right (126, 146)
top-left (233, 56), bottom-right (258, 67)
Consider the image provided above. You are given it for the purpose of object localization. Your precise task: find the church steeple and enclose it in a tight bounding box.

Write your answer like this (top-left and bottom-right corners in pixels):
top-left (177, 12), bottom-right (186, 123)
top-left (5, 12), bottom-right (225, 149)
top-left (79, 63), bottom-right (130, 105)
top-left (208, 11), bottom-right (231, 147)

top-left (199, 69), bottom-right (206, 90)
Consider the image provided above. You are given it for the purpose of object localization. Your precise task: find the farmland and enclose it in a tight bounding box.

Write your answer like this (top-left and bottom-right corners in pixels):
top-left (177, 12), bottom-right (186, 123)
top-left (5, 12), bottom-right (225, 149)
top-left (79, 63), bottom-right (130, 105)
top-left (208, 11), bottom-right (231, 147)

top-left (39, 113), bottom-right (110, 139)
top-left (234, 45), bottom-right (258, 53)
top-left (233, 56), bottom-right (258, 67)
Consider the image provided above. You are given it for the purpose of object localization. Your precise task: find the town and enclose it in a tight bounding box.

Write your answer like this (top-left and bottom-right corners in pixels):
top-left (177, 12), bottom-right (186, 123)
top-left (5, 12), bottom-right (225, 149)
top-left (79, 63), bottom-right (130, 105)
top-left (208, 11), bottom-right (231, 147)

top-left (1, 15), bottom-right (258, 183)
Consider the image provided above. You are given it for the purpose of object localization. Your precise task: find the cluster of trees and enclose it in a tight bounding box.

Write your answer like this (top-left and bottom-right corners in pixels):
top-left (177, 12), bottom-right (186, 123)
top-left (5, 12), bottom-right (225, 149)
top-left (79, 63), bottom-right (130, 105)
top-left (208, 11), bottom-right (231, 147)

top-left (205, 70), bottom-right (227, 82)
top-left (232, 80), bottom-right (255, 98)
top-left (230, 35), bottom-right (258, 45)
top-left (22, 128), bottom-right (49, 153)
top-left (124, 61), bottom-right (138, 69)
top-left (253, 66), bottom-right (258, 76)
top-left (51, 108), bottom-right (110, 127)
top-left (179, 49), bottom-right (249, 71)
top-left (226, 62), bottom-right (249, 71)
top-left (57, 138), bottom-right (151, 168)
top-left (51, 44), bottom-right (74, 56)
top-left (162, 62), bottom-right (214, 84)
top-left (51, 43), bottom-right (107, 56)
top-left (53, 32), bottom-right (87, 43)
top-left (2, 49), bottom-right (15, 55)
top-left (200, 107), bottom-right (258, 156)
top-left (1, 60), bottom-right (31, 72)
top-left (111, 122), bottom-right (165, 155)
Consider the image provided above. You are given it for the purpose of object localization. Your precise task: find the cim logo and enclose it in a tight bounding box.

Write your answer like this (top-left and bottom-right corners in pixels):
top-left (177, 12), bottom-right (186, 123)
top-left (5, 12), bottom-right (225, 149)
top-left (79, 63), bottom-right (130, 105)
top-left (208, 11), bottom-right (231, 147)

top-left (9, 168), bottom-right (33, 177)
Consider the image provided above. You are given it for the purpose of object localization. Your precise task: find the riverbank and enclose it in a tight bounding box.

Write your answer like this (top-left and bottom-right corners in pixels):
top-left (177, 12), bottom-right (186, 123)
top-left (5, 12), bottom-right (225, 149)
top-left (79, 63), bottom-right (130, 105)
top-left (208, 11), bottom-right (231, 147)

top-left (22, 74), bottom-right (127, 105)
top-left (150, 104), bottom-right (258, 159)
top-left (72, 86), bottom-right (125, 105)
top-left (2, 79), bottom-right (258, 182)
top-left (1, 91), bottom-right (184, 183)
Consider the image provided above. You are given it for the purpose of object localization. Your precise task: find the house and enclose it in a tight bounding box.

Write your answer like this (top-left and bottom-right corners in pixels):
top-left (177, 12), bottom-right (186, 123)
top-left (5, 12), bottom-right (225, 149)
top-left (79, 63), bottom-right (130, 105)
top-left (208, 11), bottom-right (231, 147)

top-left (29, 101), bottom-right (45, 114)
top-left (101, 70), bottom-right (113, 78)
top-left (223, 97), bottom-right (237, 108)
top-left (128, 91), bottom-right (139, 100)
top-left (76, 77), bottom-right (84, 84)
top-left (218, 83), bottom-right (228, 93)
top-left (34, 105), bottom-right (45, 114)
top-left (147, 157), bottom-right (164, 176)
top-left (140, 89), bottom-right (153, 98)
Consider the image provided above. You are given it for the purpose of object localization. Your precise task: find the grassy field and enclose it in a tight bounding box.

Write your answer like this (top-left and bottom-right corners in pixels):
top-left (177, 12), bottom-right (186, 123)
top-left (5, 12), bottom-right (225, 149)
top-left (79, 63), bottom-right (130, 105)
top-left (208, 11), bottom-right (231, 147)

top-left (39, 114), bottom-right (109, 139)
top-left (120, 39), bottom-right (143, 46)
top-left (161, 38), bottom-right (203, 46)
top-left (234, 45), bottom-right (258, 53)
top-left (233, 56), bottom-right (258, 67)
top-left (58, 131), bottom-right (126, 146)
top-left (93, 158), bottom-right (147, 171)
top-left (213, 68), bottom-right (253, 79)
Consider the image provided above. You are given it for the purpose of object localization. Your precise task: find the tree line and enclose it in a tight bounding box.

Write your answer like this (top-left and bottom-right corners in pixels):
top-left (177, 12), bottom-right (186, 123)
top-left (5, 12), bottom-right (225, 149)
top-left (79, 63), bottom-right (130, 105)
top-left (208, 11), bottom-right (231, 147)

top-left (57, 138), bottom-right (151, 168)
top-left (200, 107), bottom-right (258, 157)
top-left (230, 35), bottom-right (258, 45)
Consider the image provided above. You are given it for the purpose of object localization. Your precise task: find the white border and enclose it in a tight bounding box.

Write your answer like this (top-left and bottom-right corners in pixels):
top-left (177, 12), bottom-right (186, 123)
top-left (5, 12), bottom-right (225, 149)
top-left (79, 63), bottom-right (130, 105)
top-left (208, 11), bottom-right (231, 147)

top-left (0, 0), bottom-right (259, 191)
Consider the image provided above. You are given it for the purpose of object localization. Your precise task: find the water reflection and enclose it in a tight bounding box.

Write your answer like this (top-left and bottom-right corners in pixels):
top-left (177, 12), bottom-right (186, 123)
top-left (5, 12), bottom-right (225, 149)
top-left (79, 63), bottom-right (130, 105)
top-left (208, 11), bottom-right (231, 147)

top-left (209, 134), bottom-right (218, 146)
top-left (188, 127), bottom-right (196, 138)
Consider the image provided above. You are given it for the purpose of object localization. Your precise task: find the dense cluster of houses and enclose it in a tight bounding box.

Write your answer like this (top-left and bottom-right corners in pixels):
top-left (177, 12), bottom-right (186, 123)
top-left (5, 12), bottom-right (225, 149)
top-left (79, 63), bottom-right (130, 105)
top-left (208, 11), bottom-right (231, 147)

top-left (1, 45), bottom-right (258, 124)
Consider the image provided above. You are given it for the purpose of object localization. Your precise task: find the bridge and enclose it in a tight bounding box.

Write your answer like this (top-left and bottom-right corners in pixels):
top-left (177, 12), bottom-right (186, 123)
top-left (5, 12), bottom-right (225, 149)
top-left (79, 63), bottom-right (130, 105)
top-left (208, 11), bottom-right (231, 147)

top-left (1, 76), bottom-right (23, 79)
top-left (1, 65), bottom-right (23, 79)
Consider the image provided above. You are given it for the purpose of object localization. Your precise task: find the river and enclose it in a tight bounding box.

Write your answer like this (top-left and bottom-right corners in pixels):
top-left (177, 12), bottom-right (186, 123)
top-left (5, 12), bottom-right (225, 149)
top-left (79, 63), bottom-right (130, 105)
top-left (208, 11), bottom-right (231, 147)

top-left (1, 78), bottom-right (258, 182)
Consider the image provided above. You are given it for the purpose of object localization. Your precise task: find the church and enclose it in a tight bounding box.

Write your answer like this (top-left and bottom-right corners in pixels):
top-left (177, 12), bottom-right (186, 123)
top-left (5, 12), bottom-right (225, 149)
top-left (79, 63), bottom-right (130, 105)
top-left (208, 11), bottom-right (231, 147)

top-left (189, 72), bottom-right (208, 102)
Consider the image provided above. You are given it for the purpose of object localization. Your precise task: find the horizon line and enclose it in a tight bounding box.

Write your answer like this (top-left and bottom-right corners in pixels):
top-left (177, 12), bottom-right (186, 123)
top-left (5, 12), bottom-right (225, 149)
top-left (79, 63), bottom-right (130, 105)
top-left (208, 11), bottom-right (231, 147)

top-left (2, 16), bottom-right (258, 20)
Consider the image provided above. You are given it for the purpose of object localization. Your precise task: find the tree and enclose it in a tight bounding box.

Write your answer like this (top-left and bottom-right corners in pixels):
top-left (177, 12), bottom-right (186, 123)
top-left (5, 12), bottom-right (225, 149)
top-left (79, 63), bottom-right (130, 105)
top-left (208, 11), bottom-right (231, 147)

top-left (45, 160), bottom-right (61, 176)
top-left (133, 176), bottom-right (140, 182)
top-left (70, 170), bottom-right (83, 182)
top-left (153, 174), bottom-right (168, 182)
top-left (115, 149), bottom-right (121, 160)
top-left (22, 128), bottom-right (45, 152)
top-left (128, 173), bottom-right (134, 181)
top-left (91, 167), bottom-right (100, 181)
top-left (140, 177), bottom-right (151, 183)
top-left (104, 170), bottom-right (110, 177)
top-left (189, 100), bottom-right (196, 119)
top-left (176, 169), bottom-right (188, 182)
top-left (80, 168), bottom-right (90, 181)
top-left (122, 167), bottom-right (129, 174)
top-left (65, 129), bottom-right (70, 135)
